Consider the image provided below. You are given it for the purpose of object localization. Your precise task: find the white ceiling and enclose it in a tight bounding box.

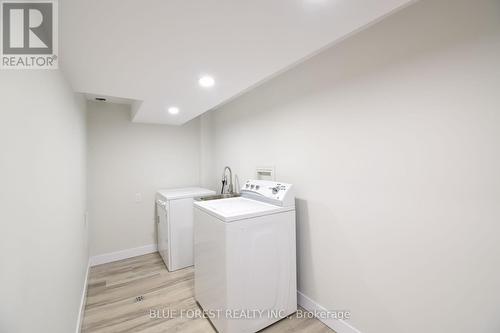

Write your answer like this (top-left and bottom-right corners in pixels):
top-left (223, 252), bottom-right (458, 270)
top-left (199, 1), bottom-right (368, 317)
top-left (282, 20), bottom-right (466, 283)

top-left (60, 0), bottom-right (415, 125)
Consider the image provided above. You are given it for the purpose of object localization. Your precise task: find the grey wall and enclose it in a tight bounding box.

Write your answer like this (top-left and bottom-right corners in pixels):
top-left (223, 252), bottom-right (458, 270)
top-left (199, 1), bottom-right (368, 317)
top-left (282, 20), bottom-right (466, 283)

top-left (200, 0), bottom-right (500, 332)
top-left (0, 71), bottom-right (88, 333)
top-left (87, 102), bottom-right (202, 256)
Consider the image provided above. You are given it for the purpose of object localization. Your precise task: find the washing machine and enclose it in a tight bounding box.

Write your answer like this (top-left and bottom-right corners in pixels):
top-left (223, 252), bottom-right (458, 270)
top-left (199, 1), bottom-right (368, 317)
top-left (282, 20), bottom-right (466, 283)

top-left (156, 187), bottom-right (215, 271)
top-left (194, 180), bottom-right (297, 333)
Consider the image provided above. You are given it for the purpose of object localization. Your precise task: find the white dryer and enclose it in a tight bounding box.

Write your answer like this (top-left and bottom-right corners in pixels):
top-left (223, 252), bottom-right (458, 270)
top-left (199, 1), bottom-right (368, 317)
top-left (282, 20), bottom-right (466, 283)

top-left (194, 180), bottom-right (297, 333)
top-left (156, 187), bottom-right (215, 271)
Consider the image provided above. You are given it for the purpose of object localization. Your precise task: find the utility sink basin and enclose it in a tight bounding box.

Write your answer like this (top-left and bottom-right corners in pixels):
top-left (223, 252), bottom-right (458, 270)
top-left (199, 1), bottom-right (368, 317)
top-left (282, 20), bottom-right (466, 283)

top-left (197, 193), bottom-right (241, 201)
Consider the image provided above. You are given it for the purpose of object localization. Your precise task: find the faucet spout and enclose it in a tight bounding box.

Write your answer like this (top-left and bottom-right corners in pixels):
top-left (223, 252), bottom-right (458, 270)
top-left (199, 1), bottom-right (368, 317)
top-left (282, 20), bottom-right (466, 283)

top-left (221, 166), bottom-right (233, 194)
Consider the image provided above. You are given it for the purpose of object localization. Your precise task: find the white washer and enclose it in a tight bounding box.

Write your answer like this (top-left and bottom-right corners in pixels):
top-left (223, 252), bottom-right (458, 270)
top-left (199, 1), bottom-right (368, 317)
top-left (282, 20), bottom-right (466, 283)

top-left (194, 180), bottom-right (297, 333)
top-left (156, 187), bottom-right (215, 271)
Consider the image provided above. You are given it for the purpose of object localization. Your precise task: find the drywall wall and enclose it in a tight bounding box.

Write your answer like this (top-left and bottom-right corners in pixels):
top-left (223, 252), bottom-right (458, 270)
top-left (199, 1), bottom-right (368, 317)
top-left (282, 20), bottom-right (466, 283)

top-left (0, 71), bottom-right (88, 333)
top-left (87, 102), bottom-right (202, 256)
top-left (200, 0), bottom-right (500, 332)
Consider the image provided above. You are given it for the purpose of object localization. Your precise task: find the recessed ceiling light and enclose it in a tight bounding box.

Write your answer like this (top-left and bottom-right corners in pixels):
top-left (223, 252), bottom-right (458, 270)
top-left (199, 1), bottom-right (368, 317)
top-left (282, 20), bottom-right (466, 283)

top-left (198, 75), bottom-right (215, 88)
top-left (168, 106), bottom-right (179, 115)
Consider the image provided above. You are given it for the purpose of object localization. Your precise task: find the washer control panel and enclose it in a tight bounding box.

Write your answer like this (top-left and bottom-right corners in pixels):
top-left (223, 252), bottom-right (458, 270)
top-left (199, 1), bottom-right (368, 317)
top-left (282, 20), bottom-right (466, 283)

top-left (241, 179), bottom-right (294, 207)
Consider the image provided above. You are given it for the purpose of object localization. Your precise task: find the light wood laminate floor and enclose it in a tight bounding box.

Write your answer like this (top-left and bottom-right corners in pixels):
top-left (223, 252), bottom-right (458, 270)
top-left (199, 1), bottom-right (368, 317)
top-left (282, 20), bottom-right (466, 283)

top-left (82, 252), bottom-right (333, 333)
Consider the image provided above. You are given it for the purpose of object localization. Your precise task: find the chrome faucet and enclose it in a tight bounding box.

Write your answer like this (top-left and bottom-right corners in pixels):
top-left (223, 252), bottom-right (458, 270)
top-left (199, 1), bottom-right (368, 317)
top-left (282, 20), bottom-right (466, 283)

top-left (221, 166), bottom-right (233, 194)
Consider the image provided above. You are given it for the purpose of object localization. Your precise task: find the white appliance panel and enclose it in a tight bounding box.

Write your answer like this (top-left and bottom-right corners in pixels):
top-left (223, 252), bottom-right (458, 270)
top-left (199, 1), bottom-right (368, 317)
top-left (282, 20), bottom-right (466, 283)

top-left (157, 187), bottom-right (215, 200)
top-left (156, 200), bottom-right (170, 268)
top-left (226, 210), bottom-right (297, 332)
top-left (169, 198), bottom-right (195, 271)
top-left (156, 187), bottom-right (215, 271)
top-left (194, 208), bottom-right (228, 328)
top-left (194, 207), bottom-right (297, 333)
top-left (194, 197), bottom-right (293, 222)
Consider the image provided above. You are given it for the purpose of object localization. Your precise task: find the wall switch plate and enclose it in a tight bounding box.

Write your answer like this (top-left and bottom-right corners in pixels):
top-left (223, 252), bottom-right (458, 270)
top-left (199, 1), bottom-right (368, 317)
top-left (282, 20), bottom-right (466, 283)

top-left (135, 193), bottom-right (142, 203)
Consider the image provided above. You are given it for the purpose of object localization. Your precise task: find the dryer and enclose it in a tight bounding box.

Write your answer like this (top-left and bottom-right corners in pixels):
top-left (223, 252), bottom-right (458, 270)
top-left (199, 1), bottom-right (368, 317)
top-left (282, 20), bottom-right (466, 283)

top-left (194, 180), bottom-right (297, 333)
top-left (156, 187), bottom-right (215, 271)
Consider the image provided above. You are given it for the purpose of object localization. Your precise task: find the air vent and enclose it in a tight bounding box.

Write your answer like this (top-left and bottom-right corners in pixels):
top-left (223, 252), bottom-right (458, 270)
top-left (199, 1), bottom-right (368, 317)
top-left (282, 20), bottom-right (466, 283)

top-left (135, 296), bottom-right (144, 302)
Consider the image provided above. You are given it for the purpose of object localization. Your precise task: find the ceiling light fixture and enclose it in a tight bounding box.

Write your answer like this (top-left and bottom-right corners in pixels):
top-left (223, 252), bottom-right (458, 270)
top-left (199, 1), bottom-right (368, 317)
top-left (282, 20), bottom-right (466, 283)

top-left (168, 106), bottom-right (180, 115)
top-left (198, 75), bottom-right (215, 88)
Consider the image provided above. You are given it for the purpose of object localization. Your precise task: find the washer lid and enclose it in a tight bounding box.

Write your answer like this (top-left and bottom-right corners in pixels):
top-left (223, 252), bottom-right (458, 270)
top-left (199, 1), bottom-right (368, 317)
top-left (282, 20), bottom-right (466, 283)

top-left (157, 187), bottom-right (215, 200)
top-left (194, 197), bottom-right (294, 222)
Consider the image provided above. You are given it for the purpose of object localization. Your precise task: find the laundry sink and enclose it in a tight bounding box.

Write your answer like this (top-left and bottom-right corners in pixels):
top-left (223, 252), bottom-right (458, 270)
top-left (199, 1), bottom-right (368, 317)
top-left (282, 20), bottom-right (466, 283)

top-left (197, 193), bottom-right (241, 201)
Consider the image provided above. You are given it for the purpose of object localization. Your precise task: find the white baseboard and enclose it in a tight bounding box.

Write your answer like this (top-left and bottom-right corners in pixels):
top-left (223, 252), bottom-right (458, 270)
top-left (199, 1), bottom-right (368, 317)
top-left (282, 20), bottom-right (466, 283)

top-left (76, 260), bottom-right (90, 333)
top-left (297, 291), bottom-right (362, 333)
top-left (89, 244), bottom-right (158, 267)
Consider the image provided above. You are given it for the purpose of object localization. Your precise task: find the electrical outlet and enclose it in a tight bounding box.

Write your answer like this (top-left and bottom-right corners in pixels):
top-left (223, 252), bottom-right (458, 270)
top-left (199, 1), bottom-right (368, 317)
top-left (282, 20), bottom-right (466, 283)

top-left (135, 193), bottom-right (142, 203)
